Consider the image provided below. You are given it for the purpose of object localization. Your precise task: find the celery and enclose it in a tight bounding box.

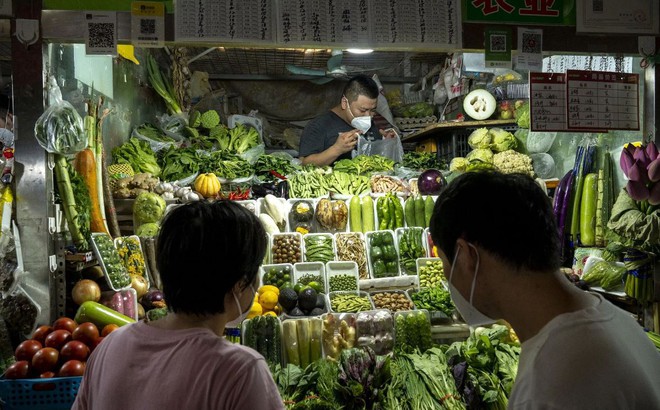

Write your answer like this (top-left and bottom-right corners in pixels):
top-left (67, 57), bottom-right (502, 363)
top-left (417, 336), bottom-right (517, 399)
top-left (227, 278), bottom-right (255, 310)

top-left (147, 54), bottom-right (182, 114)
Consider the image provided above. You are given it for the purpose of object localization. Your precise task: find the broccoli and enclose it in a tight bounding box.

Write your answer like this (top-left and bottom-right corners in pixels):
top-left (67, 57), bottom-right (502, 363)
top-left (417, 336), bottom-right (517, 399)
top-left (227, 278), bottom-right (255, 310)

top-left (200, 110), bottom-right (220, 129)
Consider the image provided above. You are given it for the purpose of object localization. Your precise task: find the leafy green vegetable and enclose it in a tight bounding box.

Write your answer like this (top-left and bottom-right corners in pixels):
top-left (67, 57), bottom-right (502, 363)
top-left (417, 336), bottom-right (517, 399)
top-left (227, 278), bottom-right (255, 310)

top-left (147, 54), bottom-right (182, 114)
top-left (409, 287), bottom-right (454, 316)
top-left (467, 128), bottom-right (491, 149)
top-left (324, 171), bottom-right (370, 196)
top-left (133, 192), bottom-right (166, 225)
top-left (402, 151), bottom-right (443, 170)
top-left (34, 101), bottom-right (87, 155)
top-left (333, 155), bottom-right (395, 175)
top-left (157, 146), bottom-right (200, 182)
top-left (112, 138), bottom-right (162, 176)
top-left (254, 154), bottom-right (300, 182)
top-left (68, 165), bottom-right (91, 251)
top-left (515, 102), bottom-right (530, 129)
top-left (489, 128), bottom-right (518, 153)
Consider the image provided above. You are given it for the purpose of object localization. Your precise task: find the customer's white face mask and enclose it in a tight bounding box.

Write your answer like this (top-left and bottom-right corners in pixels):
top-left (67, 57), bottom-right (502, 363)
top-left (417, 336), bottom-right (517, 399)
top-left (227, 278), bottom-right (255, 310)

top-left (447, 243), bottom-right (497, 327)
top-left (344, 96), bottom-right (372, 133)
top-left (226, 285), bottom-right (256, 328)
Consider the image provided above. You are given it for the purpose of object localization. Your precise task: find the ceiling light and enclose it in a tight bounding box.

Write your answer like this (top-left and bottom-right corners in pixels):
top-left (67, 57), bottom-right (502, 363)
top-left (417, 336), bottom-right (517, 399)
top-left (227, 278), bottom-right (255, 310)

top-left (347, 48), bottom-right (373, 54)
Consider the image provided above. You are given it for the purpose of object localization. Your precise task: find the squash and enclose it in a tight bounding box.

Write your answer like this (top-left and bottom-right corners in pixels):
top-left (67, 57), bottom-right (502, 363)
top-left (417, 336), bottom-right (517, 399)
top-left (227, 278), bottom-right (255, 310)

top-left (74, 148), bottom-right (109, 234)
top-left (194, 173), bottom-right (221, 198)
top-left (463, 89), bottom-right (496, 120)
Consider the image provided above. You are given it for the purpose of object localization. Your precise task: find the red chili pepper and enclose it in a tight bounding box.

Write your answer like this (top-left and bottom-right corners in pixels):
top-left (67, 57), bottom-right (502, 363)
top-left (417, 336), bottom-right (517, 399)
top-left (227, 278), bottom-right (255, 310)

top-left (269, 170), bottom-right (287, 181)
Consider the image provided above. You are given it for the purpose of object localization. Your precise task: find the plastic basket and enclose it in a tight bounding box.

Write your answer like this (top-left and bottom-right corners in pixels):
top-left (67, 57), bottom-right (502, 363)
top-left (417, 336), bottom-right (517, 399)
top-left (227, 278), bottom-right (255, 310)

top-left (0, 376), bottom-right (82, 410)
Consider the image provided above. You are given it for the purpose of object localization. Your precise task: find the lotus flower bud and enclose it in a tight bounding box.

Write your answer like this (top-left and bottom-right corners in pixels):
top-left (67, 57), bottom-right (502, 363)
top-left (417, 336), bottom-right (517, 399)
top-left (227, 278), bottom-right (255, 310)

top-left (645, 143), bottom-right (659, 161)
top-left (633, 146), bottom-right (651, 169)
top-left (626, 180), bottom-right (650, 201)
top-left (627, 160), bottom-right (649, 183)
top-left (625, 143), bottom-right (637, 156)
top-left (649, 182), bottom-right (660, 205)
top-left (620, 148), bottom-right (634, 176)
top-left (648, 158), bottom-right (660, 182)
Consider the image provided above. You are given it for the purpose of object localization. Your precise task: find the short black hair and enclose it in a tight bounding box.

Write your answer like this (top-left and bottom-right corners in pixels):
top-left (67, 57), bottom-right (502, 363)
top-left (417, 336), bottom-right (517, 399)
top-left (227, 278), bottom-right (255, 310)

top-left (430, 172), bottom-right (560, 272)
top-left (156, 200), bottom-right (267, 315)
top-left (343, 75), bottom-right (379, 102)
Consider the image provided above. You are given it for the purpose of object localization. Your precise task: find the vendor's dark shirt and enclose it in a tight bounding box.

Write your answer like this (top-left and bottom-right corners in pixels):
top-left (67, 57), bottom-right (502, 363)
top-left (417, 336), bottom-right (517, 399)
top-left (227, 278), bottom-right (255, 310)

top-left (299, 111), bottom-right (382, 163)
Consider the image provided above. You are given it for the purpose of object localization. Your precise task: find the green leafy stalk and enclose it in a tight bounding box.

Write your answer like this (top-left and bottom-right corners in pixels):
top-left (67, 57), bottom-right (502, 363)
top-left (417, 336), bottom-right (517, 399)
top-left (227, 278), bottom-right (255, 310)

top-left (147, 54), bottom-right (182, 114)
top-left (54, 155), bottom-right (87, 250)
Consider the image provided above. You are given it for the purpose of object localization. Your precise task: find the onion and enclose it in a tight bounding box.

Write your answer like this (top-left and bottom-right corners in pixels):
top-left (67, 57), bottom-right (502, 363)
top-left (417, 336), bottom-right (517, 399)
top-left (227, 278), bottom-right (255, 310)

top-left (130, 274), bottom-right (149, 299)
top-left (141, 289), bottom-right (165, 310)
top-left (71, 279), bottom-right (101, 306)
top-left (418, 169), bottom-right (446, 195)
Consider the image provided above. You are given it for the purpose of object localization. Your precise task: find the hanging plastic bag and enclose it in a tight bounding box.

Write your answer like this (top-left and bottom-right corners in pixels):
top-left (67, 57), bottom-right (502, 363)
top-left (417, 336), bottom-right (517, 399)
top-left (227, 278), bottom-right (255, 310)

top-left (357, 135), bottom-right (404, 164)
top-left (34, 100), bottom-right (86, 155)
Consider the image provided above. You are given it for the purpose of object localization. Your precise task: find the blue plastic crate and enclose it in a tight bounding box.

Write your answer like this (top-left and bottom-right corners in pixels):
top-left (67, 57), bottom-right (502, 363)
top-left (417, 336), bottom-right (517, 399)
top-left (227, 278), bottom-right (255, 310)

top-left (0, 376), bottom-right (82, 410)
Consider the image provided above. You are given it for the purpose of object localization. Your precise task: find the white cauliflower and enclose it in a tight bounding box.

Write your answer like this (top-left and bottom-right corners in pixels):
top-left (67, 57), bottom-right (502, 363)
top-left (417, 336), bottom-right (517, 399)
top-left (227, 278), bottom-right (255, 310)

top-left (493, 150), bottom-right (535, 177)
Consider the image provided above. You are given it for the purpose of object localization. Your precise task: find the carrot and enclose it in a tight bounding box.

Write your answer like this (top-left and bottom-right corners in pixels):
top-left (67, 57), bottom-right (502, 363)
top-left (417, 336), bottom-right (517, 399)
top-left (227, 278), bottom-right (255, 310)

top-left (74, 149), bottom-right (108, 234)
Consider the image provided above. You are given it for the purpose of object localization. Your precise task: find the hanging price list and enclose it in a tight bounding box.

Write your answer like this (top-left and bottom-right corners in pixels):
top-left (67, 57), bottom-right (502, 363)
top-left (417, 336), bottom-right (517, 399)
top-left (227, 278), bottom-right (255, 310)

top-left (566, 70), bottom-right (639, 131)
top-left (529, 73), bottom-right (566, 131)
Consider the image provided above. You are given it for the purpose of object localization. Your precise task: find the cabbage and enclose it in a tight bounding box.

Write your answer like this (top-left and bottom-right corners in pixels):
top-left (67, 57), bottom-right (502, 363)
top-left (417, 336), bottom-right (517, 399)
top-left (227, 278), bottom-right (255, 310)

top-left (133, 192), bottom-right (166, 225)
top-left (530, 153), bottom-right (556, 179)
top-left (449, 157), bottom-right (469, 172)
top-left (515, 102), bottom-right (530, 129)
top-left (467, 128), bottom-right (492, 149)
top-left (136, 222), bottom-right (160, 237)
top-left (489, 128), bottom-right (518, 153)
top-left (526, 132), bottom-right (557, 153)
top-left (466, 148), bottom-right (494, 164)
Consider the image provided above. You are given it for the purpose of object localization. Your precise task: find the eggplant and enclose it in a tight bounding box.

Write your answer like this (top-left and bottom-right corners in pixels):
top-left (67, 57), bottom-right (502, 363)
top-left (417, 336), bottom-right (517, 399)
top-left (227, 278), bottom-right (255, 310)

top-left (251, 183), bottom-right (277, 198)
top-left (276, 180), bottom-right (289, 199)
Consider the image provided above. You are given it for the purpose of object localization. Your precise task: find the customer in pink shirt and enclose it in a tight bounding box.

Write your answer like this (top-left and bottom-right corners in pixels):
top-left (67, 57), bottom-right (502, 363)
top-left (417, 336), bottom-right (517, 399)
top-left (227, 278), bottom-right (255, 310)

top-left (72, 201), bottom-right (285, 410)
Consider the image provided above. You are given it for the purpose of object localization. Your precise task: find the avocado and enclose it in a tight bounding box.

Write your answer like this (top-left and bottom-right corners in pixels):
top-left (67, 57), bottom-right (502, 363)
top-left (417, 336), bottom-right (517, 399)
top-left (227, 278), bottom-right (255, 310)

top-left (298, 288), bottom-right (318, 311)
top-left (309, 308), bottom-right (325, 316)
top-left (315, 294), bottom-right (326, 309)
top-left (289, 307), bottom-right (304, 317)
top-left (278, 288), bottom-right (298, 312)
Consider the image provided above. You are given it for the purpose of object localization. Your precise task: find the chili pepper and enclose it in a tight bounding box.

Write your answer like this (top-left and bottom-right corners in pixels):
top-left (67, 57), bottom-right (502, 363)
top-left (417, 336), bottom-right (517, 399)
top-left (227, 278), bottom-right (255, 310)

top-left (387, 194), bottom-right (397, 230)
top-left (392, 194), bottom-right (404, 228)
top-left (377, 196), bottom-right (389, 230)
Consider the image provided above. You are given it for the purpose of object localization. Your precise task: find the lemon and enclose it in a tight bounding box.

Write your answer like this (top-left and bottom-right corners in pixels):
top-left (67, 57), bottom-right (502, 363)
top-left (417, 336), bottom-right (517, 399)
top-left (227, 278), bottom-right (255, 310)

top-left (247, 302), bottom-right (263, 319)
top-left (258, 285), bottom-right (280, 296)
top-left (263, 311), bottom-right (278, 317)
top-left (259, 290), bottom-right (279, 310)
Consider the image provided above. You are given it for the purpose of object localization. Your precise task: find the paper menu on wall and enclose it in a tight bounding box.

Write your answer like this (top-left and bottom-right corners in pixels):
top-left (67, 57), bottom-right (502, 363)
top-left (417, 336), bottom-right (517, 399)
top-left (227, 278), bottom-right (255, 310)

top-left (530, 72), bottom-right (567, 132)
top-left (566, 70), bottom-right (639, 131)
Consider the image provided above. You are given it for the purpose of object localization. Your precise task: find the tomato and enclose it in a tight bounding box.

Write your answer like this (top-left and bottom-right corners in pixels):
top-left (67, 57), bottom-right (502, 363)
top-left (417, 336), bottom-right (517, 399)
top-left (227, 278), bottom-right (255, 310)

top-left (31, 348), bottom-right (59, 374)
top-left (40, 371), bottom-right (56, 378)
top-left (101, 324), bottom-right (119, 337)
top-left (90, 336), bottom-right (104, 352)
top-left (4, 360), bottom-right (30, 379)
top-left (44, 329), bottom-right (72, 350)
top-left (58, 360), bottom-right (85, 377)
top-left (15, 340), bottom-right (43, 362)
top-left (31, 325), bottom-right (54, 344)
top-left (53, 317), bottom-right (77, 333)
top-left (60, 341), bottom-right (90, 362)
top-left (72, 322), bottom-right (99, 347)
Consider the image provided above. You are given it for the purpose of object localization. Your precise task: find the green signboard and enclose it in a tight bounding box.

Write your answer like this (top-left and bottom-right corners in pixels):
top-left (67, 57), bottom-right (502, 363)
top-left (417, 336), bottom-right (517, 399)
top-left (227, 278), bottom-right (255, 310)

top-left (464, 0), bottom-right (575, 25)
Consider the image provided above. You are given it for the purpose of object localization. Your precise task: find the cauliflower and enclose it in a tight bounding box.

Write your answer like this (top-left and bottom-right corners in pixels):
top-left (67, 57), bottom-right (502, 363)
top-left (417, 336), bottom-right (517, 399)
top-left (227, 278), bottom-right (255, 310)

top-left (467, 127), bottom-right (492, 149)
top-left (493, 150), bottom-right (535, 177)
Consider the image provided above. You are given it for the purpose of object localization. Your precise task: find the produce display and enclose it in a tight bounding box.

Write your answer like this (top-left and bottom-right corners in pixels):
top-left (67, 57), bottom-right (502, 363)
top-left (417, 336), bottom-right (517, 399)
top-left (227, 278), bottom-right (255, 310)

top-left (254, 154), bottom-right (300, 183)
top-left (324, 171), bottom-right (370, 196)
top-left (348, 195), bottom-right (375, 233)
top-left (418, 259), bottom-right (445, 288)
top-left (328, 274), bottom-right (358, 292)
top-left (322, 313), bottom-right (356, 360)
top-left (263, 195), bottom-right (288, 232)
top-left (252, 285), bottom-right (279, 318)
top-left (417, 169), bottom-right (446, 196)
top-left (368, 231), bottom-right (399, 278)
top-left (193, 172), bottom-right (221, 198)
top-left (303, 235), bottom-right (334, 263)
top-left (463, 89), bottom-right (496, 120)
top-left (286, 166), bottom-right (330, 199)
top-left (315, 198), bottom-right (348, 232)
top-left (99, 289), bottom-right (138, 320)
top-left (370, 291), bottom-right (413, 312)
top-left (115, 236), bottom-right (147, 278)
top-left (74, 301), bottom-right (136, 328)
top-left (330, 292), bottom-right (372, 313)
top-left (370, 175), bottom-right (408, 194)
top-left (289, 200), bottom-right (314, 235)
top-left (271, 235), bottom-right (302, 265)
top-left (296, 273), bottom-right (325, 293)
top-left (398, 228), bottom-right (426, 275)
top-left (404, 195), bottom-right (434, 228)
top-left (409, 287), bottom-right (454, 316)
top-left (242, 315), bottom-right (281, 365)
top-left (335, 233), bottom-right (369, 279)
top-left (282, 318), bottom-right (323, 367)
top-left (112, 172), bottom-right (160, 199)
top-left (333, 155), bottom-right (395, 175)
top-left (112, 137), bottom-right (162, 177)
top-left (91, 234), bottom-right (131, 290)
top-left (582, 259), bottom-right (626, 291)
top-left (356, 310), bottom-right (395, 354)
top-left (278, 285), bottom-right (326, 317)
top-left (376, 193), bottom-right (404, 231)
top-left (394, 310), bottom-right (433, 354)
top-left (402, 151), bottom-right (443, 171)
top-left (262, 265), bottom-right (293, 288)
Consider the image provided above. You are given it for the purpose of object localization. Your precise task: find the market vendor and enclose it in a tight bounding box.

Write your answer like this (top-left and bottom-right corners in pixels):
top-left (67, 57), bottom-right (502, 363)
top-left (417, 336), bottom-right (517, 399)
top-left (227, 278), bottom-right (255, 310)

top-left (299, 75), bottom-right (398, 167)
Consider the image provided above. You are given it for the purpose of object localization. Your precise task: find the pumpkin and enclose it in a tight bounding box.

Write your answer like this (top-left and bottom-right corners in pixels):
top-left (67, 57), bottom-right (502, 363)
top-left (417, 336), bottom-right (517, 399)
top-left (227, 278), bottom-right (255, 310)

top-left (463, 89), bottom-right (496, 120)
top-left (194, 173), bottom-right (221, 198)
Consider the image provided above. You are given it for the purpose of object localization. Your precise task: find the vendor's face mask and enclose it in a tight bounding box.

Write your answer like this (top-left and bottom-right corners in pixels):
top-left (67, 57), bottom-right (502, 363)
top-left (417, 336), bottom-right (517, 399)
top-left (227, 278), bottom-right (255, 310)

top-left (344, 96), bottom-right (372, 133)
top-left (226, 284), bottom-right (256, 328)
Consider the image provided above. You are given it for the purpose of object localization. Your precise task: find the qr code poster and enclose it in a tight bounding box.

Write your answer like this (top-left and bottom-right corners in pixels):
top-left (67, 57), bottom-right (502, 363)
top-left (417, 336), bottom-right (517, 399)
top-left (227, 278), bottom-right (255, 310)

top-left (85, 12), bottom-right (117, 56)
top-left (516, 28), bottom-right (543, 71)
top-left (485, 27), bottom-right (512, 69)
top-left (131, 1), bottom-right (165, 48)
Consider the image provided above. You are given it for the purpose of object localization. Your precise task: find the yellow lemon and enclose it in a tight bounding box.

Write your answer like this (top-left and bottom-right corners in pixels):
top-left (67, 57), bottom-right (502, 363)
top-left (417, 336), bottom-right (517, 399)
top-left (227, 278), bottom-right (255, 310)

top-left (247, 302), bottom-right (263, 319)
top-left (263, 311), bottom-right (278, 317)
top-left (258, 285), bottom-right (280, 296)
top-left (259, 290), bottom-right (279, 310)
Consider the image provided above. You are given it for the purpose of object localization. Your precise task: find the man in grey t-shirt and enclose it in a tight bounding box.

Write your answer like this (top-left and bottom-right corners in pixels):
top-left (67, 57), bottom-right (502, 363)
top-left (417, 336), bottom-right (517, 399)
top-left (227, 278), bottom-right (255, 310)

top-left (299, 75), bottom-right (397, 166)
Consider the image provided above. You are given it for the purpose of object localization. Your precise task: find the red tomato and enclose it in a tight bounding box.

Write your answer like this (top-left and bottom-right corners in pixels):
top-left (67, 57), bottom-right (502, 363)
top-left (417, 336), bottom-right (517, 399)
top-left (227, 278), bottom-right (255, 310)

top-left (15, 340), bottom-right (43, 362)
top-left (60, 341), bottom-right (90, 362)
top-left (31, 325), bottom-right (54, 344)
top-left (40, 371), bottom-right (56, 378)
top-left (53, 317), bottom-right (77, 333)
top-left (31, 348), bottom-right (59, 374)
top-left (101, 324), bottom-right (119, 337)
top-left (72, 322), bottom-right (99, 347)
top-left (90, 336), bottom-right (104, 352)
top-left (44, 329), bottom-right (72, 350)
top-left (58, 360), bottom-right (85, 377)
top-left (4, 360), bottom-right (30, 379)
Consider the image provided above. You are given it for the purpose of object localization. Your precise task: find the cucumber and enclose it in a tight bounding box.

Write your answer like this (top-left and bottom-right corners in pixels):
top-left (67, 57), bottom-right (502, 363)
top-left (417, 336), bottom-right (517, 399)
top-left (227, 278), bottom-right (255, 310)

top-left (414, 196), bottom-right (425, 228)
top-left (349, 196), bottom-right (362, 233)
top-left (579, 173), bottom-right (598, 246)
top-left (424, 196), bottom-right (435, 227)
top-left (361, 196), bottom-right (375, 233)
top-left (75, 301), bottom-right (136, 328)
top-left (404, 196), bottom-right (416, 227)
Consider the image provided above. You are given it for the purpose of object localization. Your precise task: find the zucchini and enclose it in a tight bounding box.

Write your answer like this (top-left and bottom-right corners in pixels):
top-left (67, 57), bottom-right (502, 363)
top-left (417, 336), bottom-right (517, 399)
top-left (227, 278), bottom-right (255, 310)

top-left (424, 196), bottom-right (434, 227)
top-left (580, 173), bottom-right (598, 246)
top-left (361, 196), bottom-right (375, 233)
top-left (350, 196), bottom-right (362, 233)
top-left (296, 319), bottom-right (311, 368)
top-left (282, 320), bottom-right (300, 366)
top-left (75, 301), bottom-right (135, 328)
top-left (414, 196), bottom-right (425, 228)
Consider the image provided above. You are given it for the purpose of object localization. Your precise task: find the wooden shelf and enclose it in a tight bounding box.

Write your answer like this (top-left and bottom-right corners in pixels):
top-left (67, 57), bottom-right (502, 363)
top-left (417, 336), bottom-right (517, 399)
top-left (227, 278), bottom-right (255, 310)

top-left (401, 119), bottom-right (518, 143)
